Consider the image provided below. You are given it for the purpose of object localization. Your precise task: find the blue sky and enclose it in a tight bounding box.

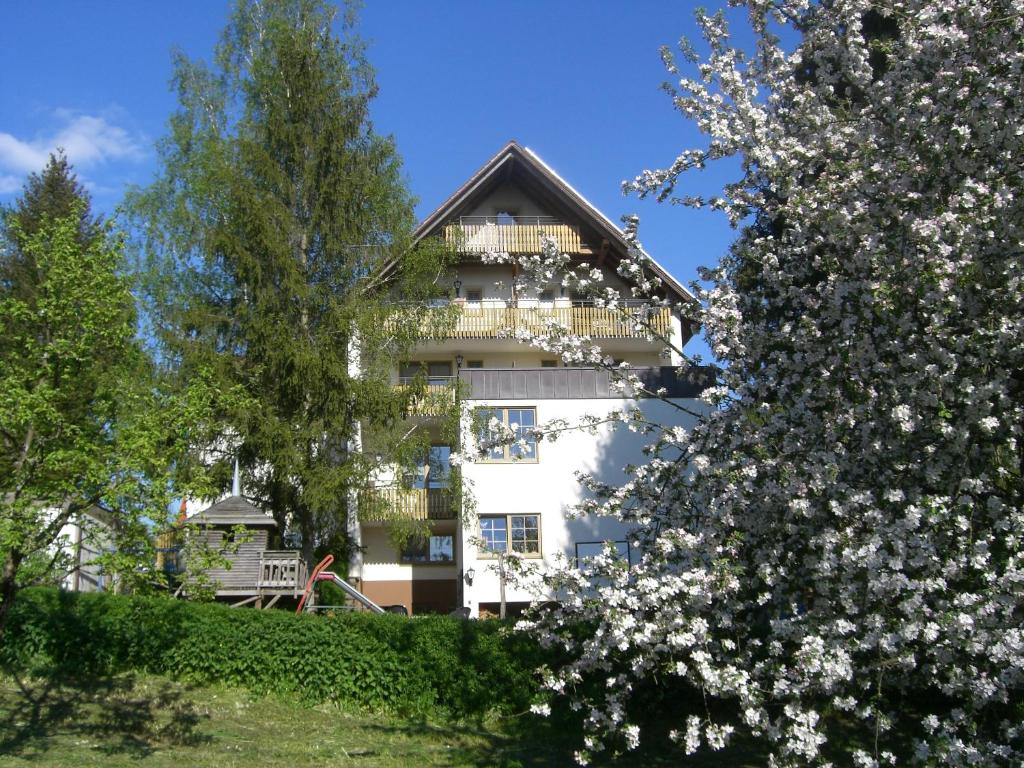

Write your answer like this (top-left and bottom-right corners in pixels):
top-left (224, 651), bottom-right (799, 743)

top-left (0, 1), bottom-right (749, 362)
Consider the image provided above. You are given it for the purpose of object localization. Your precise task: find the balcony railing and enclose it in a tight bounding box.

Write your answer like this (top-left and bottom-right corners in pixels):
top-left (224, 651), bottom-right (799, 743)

top-left (257, 550), bottom-right (308, 592)
top-left (444, 216), bottom-right (583, 254)
top-left (358, 487), bottom-right (455, 521)
top-left (396, 376), bottom-right (457, 392)
top-left (393, 376), bottom-right (456, 416)
top-left (384, 301), bottom-right (671, 341)
top-left (446, 302), bottom-right (671, 340)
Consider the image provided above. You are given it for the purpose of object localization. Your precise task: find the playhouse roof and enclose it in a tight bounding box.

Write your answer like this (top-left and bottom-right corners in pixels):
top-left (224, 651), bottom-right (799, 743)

top-left (187, 495), bottom-right (278, 528)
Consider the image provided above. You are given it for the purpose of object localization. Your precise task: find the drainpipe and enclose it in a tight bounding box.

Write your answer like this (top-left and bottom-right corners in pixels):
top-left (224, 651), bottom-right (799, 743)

top-left (72, 516), bottom-right (82, 592)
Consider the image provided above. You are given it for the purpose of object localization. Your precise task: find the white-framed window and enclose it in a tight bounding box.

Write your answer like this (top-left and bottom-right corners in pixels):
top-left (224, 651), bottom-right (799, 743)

top-left (465, 288), bottom-right (483, 307)
top-left (479, 514), bottom-right (541, 557)
top-left (476, 406), bottom-right (537, 462)
top-left (575, 540), bottom-right (630, 568)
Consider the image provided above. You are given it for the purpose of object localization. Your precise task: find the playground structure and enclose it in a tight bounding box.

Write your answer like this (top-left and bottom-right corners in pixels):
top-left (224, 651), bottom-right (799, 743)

top-left (296, 554), bottom-right (390, 615)
top-left (174, 495), bottom-right (403, 613)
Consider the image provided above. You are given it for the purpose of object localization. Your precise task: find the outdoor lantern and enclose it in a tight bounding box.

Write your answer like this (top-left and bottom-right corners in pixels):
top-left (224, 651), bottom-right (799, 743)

top-left (453, 278), bottom-right (462, 297)
top-left (455, 354), bottom-right (464, 369)
top-left (464, 567), bottom-right (475, 585)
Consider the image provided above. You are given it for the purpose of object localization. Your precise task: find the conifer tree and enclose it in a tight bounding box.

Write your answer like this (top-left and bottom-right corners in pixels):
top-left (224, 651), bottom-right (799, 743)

top-left (130, 0), bottom-right (452, 565)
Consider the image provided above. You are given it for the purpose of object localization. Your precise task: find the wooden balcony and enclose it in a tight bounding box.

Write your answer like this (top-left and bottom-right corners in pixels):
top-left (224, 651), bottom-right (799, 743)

top-left (444, 216), bottom-right (582, 254)
top-left (257, 550), bottom-right (308, 592)
top-left (445, 303), bottom-right (672, 340)
top-left (394, 377), bottom-right (456, 416)
top-left (359, 488), bottom-right (455, 521)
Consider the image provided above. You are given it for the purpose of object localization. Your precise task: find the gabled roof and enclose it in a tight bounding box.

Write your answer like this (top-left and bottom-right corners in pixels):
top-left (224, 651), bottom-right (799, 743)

top-left (187, 495), bottom-right (277, 528)
top-left (414, 140), bottom-right (697, 305)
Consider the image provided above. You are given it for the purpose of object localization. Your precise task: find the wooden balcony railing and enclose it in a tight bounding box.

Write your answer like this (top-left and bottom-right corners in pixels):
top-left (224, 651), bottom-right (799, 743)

top-left (393, 377), bottom-right (456, 416)
top-left (444, 219), bottom-right (583, 254)
top-left (445, 303), bottom-right (672, 340)
top-left (384, 302), bottom-right (671, 342)
top-left (358, 488), bottom-right (455, 521)
top-left (257, 550), bottom-right (308, 591)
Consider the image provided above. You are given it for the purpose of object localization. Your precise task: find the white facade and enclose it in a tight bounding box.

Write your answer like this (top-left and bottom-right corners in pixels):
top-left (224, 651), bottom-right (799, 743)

top-left (354, 142), bottom-right (704, 617)
top-left (56, 507), bottom-right (112, 593)
top-left (460, 397), bottom-right (700, 616)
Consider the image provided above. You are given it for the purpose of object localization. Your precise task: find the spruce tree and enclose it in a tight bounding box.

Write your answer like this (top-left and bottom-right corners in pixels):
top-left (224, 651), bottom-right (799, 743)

top-left (130, 0), bottom-right (452, 566)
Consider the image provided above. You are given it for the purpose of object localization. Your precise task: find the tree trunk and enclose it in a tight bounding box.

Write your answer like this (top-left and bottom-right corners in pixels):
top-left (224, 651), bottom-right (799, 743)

top-left (300, 513), bottom-right (316, 570)
top-left (0, 548), bottom-right (23, 643)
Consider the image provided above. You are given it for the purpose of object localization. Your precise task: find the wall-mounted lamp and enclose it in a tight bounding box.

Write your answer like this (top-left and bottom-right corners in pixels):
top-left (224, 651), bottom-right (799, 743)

top-left (464, 567), bottom-right (476, 585)
top-left (453, 278), bottom-right (462, 298)
top-left (455, 353), bottom-right (464, 370)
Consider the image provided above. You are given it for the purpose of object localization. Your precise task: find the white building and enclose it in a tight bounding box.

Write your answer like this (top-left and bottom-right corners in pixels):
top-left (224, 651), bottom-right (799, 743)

top-left (57, 506), bottom-right (113, 593)
top-left (354, 141), bottom-right (706, 617)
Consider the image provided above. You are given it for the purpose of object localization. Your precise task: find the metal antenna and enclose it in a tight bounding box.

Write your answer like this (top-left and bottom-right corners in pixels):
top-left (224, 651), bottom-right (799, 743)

top-left (232, 457), bottom-right (241, 496)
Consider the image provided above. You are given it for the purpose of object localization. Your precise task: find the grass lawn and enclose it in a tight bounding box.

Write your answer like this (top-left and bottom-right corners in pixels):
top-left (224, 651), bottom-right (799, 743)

top-left (0, 672), bottom-right (764, 767)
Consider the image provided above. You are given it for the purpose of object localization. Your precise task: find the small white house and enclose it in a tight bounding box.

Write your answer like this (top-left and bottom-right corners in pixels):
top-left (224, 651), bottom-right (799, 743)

top-left (57, 506), bottom-right (114, 593)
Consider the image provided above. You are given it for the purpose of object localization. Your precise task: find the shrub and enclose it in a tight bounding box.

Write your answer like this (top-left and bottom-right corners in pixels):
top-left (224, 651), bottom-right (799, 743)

top-left (0, 588), bottom-right (544, 719)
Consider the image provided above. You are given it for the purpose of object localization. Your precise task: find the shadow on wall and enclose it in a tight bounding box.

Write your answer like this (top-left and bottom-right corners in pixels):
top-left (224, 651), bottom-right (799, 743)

top-left (561, 381), bottom-right (709, 567)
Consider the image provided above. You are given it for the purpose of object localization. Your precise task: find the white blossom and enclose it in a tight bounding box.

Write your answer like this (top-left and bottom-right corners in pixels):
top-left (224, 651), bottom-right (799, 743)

top-left (491, 2), bottom-right (1023, 765)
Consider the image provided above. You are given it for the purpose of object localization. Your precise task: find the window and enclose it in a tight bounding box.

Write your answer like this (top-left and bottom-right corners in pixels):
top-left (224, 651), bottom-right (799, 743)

top-left (575, 541), bottom-right (630, 568)
top-left (494, 210), bottom-right (516, 225)
top-left (467, 360), bottom-right (484, 369)
top-left (476, 406), bottom-right (537, 461)
top-left (408, 445), bottom-right (451, 490)
top-left (402, 534), bottom-right (454, 563)
top-left (538, 288), bottom-right (554, 305)
top-left (465, 288), bottom-right (483, 306)
top-left (399, 361), bottom-right (453, 385)
top-left (480, 514), bottom-right (540, 557)
top-left (541, 360), bottom-right (558, 368)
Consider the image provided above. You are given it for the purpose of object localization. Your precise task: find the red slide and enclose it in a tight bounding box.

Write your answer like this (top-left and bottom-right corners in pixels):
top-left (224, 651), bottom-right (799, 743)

top-left (295, 554), bottom-right (335, 614)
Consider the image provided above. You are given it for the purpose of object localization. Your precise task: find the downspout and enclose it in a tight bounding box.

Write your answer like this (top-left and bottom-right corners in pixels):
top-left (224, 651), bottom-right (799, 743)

top-left (72, 515), bottom-right (82, 592)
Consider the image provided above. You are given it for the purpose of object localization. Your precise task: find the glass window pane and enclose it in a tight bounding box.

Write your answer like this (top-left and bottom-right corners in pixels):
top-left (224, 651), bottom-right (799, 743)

top-left (402, 536), bottom-right (429, 562)
top-left (480, 517), bottom-right (507, 553)
top-left (476, 408), bottom-right (506, 460)
top-left (429, 535), bottom-right (453, 562)
top-left (508, 409), bottom-right (536, 459)
top-left (428, 446), bottom-right (451, 488)
top-left (510, 515), bottom-right (539, 554)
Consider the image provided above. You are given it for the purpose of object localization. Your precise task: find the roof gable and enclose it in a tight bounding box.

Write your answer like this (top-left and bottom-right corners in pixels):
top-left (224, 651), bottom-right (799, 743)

top-left (414, 141), bottom-right (696, 304)
top-left (187, 495), bottom-right (277, 528)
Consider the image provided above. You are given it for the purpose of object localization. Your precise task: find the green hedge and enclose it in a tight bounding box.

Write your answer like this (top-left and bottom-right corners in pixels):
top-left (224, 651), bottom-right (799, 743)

top-left (1, 588), bottom-right (545, 719)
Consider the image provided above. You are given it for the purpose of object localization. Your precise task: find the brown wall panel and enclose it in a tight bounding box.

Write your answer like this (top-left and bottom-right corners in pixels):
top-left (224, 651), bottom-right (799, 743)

top-left (361, 578), bottom-right (458, 615)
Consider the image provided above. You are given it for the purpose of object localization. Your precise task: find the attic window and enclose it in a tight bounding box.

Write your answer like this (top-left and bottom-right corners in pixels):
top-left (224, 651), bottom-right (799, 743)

top-left (494, 210), bottom-right (516, 225)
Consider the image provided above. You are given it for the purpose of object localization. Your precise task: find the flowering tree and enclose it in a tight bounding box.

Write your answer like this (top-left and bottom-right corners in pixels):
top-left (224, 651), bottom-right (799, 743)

top-left (499, 2), bottom-right (1024, 765)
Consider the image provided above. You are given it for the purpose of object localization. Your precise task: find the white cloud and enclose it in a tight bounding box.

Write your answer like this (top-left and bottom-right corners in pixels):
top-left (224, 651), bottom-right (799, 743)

top-left (0, 110), bottom-right (145, 179)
